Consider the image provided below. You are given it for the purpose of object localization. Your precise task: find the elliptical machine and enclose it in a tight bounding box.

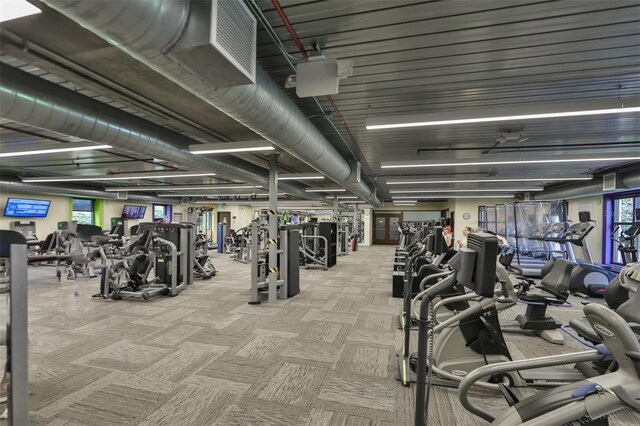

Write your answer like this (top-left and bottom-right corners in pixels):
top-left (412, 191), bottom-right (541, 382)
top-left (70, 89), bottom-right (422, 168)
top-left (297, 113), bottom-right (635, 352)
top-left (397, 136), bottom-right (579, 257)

top-left (611, 208), bottom-right (640, 266)
top-left (543, 211), bottom-right (615, 297)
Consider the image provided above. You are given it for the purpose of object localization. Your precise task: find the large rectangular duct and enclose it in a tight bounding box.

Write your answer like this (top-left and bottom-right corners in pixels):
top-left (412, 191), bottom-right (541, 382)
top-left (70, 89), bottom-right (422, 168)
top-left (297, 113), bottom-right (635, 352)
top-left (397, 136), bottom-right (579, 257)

top-left (169, 0), bottom-right (256, 87)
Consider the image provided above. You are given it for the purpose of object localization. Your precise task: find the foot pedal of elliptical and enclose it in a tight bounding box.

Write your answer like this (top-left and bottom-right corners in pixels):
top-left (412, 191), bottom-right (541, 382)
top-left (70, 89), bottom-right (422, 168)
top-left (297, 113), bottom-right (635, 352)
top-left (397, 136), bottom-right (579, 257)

top-left (498, 383), bottom-right (519, 407)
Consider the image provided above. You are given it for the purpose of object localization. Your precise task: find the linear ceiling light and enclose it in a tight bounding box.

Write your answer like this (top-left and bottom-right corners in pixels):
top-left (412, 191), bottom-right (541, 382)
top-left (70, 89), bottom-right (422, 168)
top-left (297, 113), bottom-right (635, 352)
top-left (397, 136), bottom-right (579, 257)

top-left (0, 0), bottom-right (41, 22)
top-left (393, 195), bottom-right (514, 199)
top-left (194, 200), bottom-right (323, 206)
top-left (22, 171), bottom-right (216, 183)
top-left (389, 188), bottom-right (543, 194)
top-left (278, 173), bottom-right (325, 180)
top-left (105, 185), bottom-right (261, 192)
top-left (190, 140), bottom-right (274, 154)
top-left (366, 99), bottom-right (640, 130)
top-left (199, 193), bottom-right (286, 198)
top-left (381, 155), bottom-right (640, 169)
top-left (305, 188), bottom-right (346, 192)
top-left (325, 196), bottom-right (358, 199)
top-left (386, 177), bottom-right (593, 185)
top-left (0, 143), bottom-right (111, 158)
top-left (394, 203), bottom-right (416, 206)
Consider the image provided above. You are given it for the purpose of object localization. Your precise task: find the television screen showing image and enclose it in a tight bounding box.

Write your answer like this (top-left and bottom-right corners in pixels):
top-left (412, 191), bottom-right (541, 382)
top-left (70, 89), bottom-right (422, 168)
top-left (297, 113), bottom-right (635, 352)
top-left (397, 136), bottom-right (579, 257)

top-left (4, 198), bottom-right (51, 218)
top-left (121, 204), bottom-right (147, 219)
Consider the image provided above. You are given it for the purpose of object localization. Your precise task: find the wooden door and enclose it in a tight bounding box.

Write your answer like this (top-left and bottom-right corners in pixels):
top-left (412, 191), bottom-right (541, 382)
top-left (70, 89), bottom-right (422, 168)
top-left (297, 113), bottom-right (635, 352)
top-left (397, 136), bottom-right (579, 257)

top-left (373, 213), bottom-right (403, 244)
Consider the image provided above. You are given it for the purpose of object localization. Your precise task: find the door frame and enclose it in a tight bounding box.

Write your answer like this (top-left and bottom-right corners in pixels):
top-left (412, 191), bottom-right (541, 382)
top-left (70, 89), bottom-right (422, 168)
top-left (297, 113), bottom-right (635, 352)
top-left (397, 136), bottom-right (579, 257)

top-left (373, 212), bottom-right (403, 245)
top-left (217, 211), bottom-right (231, 237)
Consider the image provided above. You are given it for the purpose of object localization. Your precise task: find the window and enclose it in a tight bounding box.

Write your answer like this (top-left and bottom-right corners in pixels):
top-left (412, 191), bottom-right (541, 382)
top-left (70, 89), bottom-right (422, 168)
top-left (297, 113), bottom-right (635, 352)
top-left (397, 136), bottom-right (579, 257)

top-left (153, 203), bottom-right (172, 221)
top-left (72, 198), bottom-right (94, 225)
top-left (604, 191), bottom-right (640, 265)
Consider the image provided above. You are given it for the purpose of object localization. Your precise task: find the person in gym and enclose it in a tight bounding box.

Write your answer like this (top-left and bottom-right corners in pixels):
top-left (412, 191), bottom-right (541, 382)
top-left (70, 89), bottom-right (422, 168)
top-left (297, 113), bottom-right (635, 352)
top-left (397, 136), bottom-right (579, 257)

top-left (456, 226), bottom-right (473, 249)
top-left (443, 226), bottom-right (454, 249)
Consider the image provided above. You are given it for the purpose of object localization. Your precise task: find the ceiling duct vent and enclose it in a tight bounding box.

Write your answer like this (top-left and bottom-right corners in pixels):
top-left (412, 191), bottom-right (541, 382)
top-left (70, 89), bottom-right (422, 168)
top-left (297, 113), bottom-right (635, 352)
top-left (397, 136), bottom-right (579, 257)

top-left (603, 173), bottom-right (624, 192)
top-left (117, 191), bottom-right (128, 200)
top-left (168, 0), bottom-right (256, 87)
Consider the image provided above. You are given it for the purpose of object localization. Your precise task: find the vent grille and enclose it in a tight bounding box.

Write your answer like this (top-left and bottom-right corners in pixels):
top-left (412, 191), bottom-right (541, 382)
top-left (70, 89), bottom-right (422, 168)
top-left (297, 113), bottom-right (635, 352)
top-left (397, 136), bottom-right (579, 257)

top-left (213, 0), bottom-right (256, 80)
top-left (603, 173), bottom-right (617, 191)
top-left (116, 191), bottom-right (128, 200)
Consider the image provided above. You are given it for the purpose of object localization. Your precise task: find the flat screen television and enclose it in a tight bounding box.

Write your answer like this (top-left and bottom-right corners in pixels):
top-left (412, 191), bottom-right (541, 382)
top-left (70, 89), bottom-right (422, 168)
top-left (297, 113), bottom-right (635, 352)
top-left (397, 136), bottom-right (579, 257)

top-left (121, 204), bottom-right (146, 219)
top-left (3, 198), bottom-right (51, 218)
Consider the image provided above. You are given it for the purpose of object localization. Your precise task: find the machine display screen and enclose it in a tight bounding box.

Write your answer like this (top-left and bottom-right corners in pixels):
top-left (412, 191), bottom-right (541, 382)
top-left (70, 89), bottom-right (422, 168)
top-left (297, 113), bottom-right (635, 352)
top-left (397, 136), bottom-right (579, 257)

top-left (121, 204), bottom-right (146, 219)
top-left (3, 198), bottom-right (51, 218)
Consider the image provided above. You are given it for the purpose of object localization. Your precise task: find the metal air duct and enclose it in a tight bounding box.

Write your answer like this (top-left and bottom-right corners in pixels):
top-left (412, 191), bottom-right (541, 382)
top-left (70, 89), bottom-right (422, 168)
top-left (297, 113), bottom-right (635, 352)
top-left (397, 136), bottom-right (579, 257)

top-left (41, 0), bottom-right (382, 207)
top-left (0, 178), bottom-right (179, 204)
top-left (533, 169), bottom-right (640, 200)
top-left (0, 64), bottom-right (321, 202)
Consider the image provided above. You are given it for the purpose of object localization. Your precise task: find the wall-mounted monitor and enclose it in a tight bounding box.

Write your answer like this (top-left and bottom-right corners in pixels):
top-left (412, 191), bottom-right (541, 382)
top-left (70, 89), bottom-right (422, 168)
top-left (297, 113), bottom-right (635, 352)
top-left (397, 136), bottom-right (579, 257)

top-left (3, 198), bottom-right (51, 218)
top-left (121, 204), bottom-right (147, 219)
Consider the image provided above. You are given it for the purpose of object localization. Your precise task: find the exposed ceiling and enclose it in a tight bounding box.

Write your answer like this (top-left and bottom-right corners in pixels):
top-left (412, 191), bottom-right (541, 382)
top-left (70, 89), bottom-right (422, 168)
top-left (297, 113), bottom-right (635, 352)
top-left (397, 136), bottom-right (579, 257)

top-left (0, 0), bottom-right (639, 205)
top-left (255, 0), bottom-right (640, 200)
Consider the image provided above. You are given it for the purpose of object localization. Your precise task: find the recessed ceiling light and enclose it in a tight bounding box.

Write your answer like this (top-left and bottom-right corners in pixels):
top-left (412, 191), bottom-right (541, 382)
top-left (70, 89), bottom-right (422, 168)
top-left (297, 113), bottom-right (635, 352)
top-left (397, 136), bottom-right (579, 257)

top-left (0, 143), bottom-right (111, 158)
top-left (21, 171), bottom-right (216, 183)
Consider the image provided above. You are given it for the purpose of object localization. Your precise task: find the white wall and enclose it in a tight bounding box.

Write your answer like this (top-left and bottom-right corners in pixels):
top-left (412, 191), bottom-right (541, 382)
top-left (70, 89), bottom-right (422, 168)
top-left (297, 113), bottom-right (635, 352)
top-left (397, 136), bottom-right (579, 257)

top-left (451, 198), bottom-right (514, 247)
top-left (567, 195), bottom-right (603, 263)
top-left (0, 192), bottom-right (69, 236)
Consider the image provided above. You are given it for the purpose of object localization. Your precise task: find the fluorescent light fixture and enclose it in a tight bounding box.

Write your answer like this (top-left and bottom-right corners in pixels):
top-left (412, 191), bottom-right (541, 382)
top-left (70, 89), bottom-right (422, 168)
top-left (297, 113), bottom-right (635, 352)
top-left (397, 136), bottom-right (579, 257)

top-left (393, 200), bottom-right (418, 203)
top-left (105, 185), bottom-right (261, 192)
top-left (190, 140), bottom-right (274, 154)
top-left (386, 177), bottom-right (593, 185)
top-left (0, 0), bottom-right (41, 22)
top-left (195, 200), bottom-right (325, 206)
top-left (394, 204), bottom-right (416, 206)
top-left (381, 154), bottom-right (640, 169)
top-left (0, 143), bottom-right (111, 158)
top-left (278, 173), bottom-right (324, 180)
top-left (22, 171), bottom-right (216, 183)
top-left (393, 195), bottom-right (514, 199)
top-left (325, 196), bottom-right (358, 199)
top-left (389, 188), bottom-right (543, 194)
top-left (366, 98), bottom-right (640, 130)
top-left (305, 188), bottom-right (346, 192)
top-left (183, 193), bottom-right (287, 198)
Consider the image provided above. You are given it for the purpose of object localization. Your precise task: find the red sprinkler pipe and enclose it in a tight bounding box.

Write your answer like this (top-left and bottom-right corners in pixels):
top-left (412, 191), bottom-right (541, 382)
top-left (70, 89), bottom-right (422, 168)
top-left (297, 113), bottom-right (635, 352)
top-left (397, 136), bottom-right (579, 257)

top-left (271, 0), bottom-right (363, 164)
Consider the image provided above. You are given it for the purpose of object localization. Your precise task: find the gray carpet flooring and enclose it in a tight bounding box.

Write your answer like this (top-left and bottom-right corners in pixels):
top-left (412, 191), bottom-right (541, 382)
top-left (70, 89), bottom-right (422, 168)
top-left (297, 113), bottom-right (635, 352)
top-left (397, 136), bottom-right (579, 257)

top-left (1, 245), bottom-right (639, 425)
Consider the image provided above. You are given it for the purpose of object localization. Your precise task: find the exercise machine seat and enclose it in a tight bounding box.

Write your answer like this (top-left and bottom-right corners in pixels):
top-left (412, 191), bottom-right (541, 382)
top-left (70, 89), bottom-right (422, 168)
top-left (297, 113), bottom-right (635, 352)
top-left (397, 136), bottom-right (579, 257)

top-left (539, 258), bottom-right (574, 294)
top-left (91, 235), bottom-right (113, 245)
top-left (604, 275), bottom-right (628, 310)
top-left (568, 317), bottom-right (601, 342)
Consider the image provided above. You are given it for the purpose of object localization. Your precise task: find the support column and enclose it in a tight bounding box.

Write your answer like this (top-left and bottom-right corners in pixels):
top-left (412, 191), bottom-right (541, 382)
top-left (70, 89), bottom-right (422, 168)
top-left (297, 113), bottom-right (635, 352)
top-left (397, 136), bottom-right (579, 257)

top-left (333, 195), bottom-right (339, 222)
top-left (352, 206), bottom-right (358, 235)
top-left (268, 153), bottom-right (279, 304)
